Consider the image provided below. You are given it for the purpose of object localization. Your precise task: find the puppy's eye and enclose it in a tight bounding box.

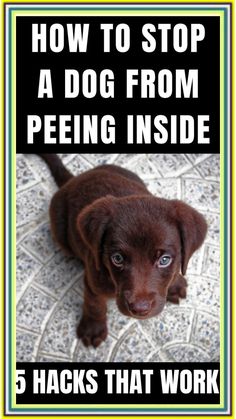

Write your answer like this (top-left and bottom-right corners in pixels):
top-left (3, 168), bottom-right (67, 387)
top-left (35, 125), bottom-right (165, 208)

top-left (111, 252), bottom-right (124, 267)
top-left (157, 255), bottom-right (172, 268)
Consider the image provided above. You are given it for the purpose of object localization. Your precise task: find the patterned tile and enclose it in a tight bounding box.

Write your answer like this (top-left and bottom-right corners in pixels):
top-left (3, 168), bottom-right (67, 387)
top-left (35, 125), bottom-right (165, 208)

top-left (73, 335), bottom-right (116, 362)
top-left (66, 155), bottom-right (93, 175)
top-left (36, 354), bottom-right (71, 362)
top-left (24, 154), bottom-right (53, 182)
top-left (145, 178), bottom-right (181, 199)
top-left (203, 212), bottom-right (220, 245)
top-left (164, 343), bottom-right (211, 362)
top-left (38, 289), bottom-right (83, 358)
top-left (16, 154), bottom-right (39, 191)
top-left (187, 154), bottom-right (211, 165)
top-left (24, 154), bottom-right (58, 195)
top-left (185, 247), bottom-right (204, 276)
top-left (191, 312), bottom-right (220, 360)
top-left (195, 155), bottom-right (220, 181)
top-left (33, 252), bottom-right (83, 298)
top-left (107, 301), bottom-right (136, 339)
top-left (21, 222), bottom-right (55, 263)
top-left (17, 246), bottom-right (42, 298)
top-left (140, 307), bottom-right (193, 346)
top-left (182, 179), bottom-right (220, 212)
top-left (202, 245), bottom-right (220, 278)
top-left (81, 154), bottom-right (118, 165)
top-left (112, 154), bottom-right (139, 166)
top-left (16, 329), bottom-right (40, 362)
top-left (110, 324), bottom-right (155, 362)
top-left (17, 286), bottom-right (56, 333)
top-left (17, 184), bottom-right (50, 227)
top-left (184, 274), bottom-right (220, 315)
top-left (147, 350), bottom-right (167, 362)
top-left (149, 154), bottom-right (191, 178)
top-left (127, 155), bottom-right (161, 179)
top-left (180, 167), bottom-right (204, 179)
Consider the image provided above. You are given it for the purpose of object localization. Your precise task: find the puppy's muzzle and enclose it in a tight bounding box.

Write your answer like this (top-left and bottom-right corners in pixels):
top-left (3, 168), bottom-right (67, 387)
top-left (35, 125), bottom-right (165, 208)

top-left (123, 290), bottom-right (154, 317)
top-left (122, 290), bottom-right (165, 318)
top-left (127, 299), bottom-right (152, 317)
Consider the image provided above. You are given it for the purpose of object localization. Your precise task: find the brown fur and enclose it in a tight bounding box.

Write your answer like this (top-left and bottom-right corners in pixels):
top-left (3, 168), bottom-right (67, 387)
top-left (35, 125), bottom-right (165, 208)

top-left (38, 155), bottom-right (207, 348)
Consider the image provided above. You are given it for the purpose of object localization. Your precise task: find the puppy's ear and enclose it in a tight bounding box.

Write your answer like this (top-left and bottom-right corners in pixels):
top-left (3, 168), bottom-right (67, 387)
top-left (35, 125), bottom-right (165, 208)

top-left (76, 195), bottom-right (115, 270)
top-left (172, 200), bottom-right (208, 275)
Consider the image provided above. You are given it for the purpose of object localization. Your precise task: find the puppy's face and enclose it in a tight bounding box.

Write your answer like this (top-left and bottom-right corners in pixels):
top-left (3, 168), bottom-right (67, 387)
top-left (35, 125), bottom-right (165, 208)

top-left (77, 195), bottom-right (207, 319)
top-left (103, 215), bottom-right (182, 319)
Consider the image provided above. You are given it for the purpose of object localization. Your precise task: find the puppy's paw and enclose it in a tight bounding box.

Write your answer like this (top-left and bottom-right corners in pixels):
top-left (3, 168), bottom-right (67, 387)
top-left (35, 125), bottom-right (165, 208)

top-left (167, 274), bottom-right (187, 304)
top-left (77, 316), bottom-right (108, 348)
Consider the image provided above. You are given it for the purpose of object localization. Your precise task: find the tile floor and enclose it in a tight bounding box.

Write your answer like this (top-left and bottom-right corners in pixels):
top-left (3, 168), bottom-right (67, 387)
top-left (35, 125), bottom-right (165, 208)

top-left (16, 154), bottom-right (220, 362)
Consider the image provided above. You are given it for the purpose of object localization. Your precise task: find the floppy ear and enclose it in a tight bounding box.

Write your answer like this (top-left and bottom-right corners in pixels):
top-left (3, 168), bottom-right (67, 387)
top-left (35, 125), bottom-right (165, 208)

top-left (76, 195), bottom-right (115, 271)
top-left (172, 200), bottom-right (208, 275)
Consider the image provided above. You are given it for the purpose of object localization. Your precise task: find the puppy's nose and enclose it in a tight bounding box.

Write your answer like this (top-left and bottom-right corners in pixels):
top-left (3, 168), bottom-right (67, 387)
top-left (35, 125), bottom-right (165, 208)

top-left (128, 300), bottom-right (152, 316)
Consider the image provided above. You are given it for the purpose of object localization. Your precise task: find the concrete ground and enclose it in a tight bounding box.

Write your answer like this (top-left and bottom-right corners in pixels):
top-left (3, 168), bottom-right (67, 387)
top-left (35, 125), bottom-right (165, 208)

top-left (16, 154), bottom-right (220, 362)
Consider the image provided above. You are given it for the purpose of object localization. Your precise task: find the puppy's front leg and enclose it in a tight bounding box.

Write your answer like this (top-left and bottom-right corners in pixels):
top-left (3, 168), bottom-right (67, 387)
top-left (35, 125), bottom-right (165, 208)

top-left (77, 282), bottom-right (108, 348)
top-left (167, 273), bottom-right (187, 304)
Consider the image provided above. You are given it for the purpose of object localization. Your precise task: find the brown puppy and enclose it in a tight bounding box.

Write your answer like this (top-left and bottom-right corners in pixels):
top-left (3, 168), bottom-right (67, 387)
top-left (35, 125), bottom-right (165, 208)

top-left (38, 154), bottom-right (207, 348)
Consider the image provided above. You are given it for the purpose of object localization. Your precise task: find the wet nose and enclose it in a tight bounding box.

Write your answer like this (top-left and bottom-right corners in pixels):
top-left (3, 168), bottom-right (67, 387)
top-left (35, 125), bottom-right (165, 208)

top-left (128, 300), bottom-right (152, 316)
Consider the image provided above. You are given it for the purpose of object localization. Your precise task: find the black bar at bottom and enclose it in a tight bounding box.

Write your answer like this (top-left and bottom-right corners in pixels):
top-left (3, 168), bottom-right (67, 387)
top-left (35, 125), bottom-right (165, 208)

top-left (16, 362), bottom-right (220, 405)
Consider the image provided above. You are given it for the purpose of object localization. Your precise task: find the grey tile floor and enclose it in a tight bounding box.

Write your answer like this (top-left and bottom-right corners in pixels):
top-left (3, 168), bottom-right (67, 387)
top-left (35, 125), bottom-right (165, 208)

top-left (16, 154), bottom-right (220, 362)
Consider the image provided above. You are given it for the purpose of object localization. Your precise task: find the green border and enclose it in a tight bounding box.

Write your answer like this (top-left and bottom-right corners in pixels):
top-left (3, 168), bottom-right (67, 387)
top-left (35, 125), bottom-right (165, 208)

top-left (6, 3), bottom-right (231, 414)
